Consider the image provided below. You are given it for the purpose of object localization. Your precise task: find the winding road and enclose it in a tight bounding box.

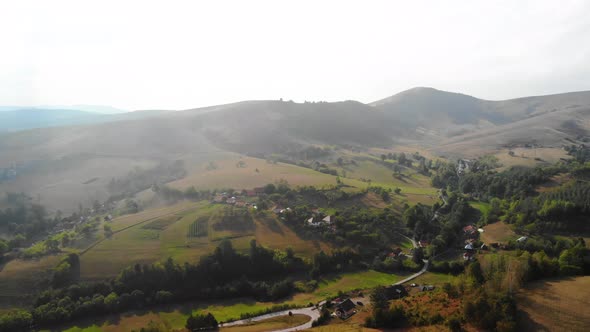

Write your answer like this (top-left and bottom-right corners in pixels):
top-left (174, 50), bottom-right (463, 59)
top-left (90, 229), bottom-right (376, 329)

top-left (220, 306), bottom-right (320, 332)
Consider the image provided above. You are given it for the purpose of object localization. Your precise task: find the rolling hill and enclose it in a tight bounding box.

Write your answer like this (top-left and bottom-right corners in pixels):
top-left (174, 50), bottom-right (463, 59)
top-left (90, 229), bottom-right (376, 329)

top-left (0, 88), bottom-right (589, 212)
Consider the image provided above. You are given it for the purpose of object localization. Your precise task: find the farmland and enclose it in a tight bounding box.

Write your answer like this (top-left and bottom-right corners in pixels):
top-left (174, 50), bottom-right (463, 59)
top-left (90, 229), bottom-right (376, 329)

top-left (168, 156), bottom-right (338, 191)
top-left (517, 276), bottom-right (590, 332)
top-left (480, 221), bottom-right (516, 244)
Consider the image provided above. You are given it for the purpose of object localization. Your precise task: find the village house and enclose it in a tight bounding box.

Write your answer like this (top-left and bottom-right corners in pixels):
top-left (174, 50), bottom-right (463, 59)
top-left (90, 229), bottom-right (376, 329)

top-left (463, 225), bottom-right (478, 237)
top-left (418, 240), bottom-right (430, 248)
top-left (386, 284), bottom-right (408, 299)
top-left (306, 215), bottom-right (333, 227)
top-left (334, 299), bottom-right (356, 319)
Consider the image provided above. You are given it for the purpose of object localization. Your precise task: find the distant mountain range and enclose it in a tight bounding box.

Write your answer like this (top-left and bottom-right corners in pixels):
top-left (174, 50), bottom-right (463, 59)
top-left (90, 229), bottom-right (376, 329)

top-left (0, 107), bottom-right (169, 132)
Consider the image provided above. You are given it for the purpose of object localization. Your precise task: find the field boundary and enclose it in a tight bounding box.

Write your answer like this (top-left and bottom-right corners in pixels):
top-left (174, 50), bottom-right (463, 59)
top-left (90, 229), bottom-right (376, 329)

top-left (79, 204), bottom-right (198, 256)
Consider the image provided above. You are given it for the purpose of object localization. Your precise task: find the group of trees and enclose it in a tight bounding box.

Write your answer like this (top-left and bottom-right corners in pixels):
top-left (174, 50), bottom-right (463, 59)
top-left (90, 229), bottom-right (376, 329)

top-left (27, 240), bottom-right (307, 328)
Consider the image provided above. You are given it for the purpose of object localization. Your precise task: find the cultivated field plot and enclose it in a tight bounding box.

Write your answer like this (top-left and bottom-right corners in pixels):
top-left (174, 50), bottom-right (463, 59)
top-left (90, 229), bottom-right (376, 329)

top-left (79, 202), bottom-right (214, 280)
top-left (79, 202), bottom-right (332, 281)
top-left (253, 215), bottom-right (331, 257)
top-left (494, 147), bottom-right (569, 170)
top-left (481, 221), bottom-right (516, 244)
top-left (0, 254), bottom-right (63, 308)
top-left (169, 156), bottom-right (338, 191)
top-left (517, 276), bottom-right (590, 332)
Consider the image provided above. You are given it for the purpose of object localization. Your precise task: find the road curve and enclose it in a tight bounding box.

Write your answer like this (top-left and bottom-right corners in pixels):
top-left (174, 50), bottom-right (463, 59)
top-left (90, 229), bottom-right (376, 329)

top-left (220, 306), bottom-right (320, 332)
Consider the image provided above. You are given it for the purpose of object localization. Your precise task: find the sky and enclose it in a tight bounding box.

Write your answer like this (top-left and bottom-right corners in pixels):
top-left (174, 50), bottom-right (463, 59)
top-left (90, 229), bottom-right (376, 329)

top-left (1, 0), bottom-right (589, 111)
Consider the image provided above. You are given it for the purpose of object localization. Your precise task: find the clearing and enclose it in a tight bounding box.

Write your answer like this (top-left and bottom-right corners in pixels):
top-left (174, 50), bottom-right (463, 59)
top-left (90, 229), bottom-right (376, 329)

top-left (517, 276), bottom-right (590, 332)
top-left (481, 221), bottom-right (516, 244)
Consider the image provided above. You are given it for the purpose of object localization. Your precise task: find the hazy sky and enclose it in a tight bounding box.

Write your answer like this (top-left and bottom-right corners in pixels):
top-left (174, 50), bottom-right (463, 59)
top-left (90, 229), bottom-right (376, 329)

top-left (1, 0), bottom-right (589, 110)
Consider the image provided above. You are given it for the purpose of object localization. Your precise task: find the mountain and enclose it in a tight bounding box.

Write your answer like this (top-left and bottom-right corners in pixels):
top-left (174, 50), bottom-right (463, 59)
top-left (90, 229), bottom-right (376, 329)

top-left (1, 88), bottom-right (589, 211)
top-left (371, 87), bottom-right (590, 149)
top-left (0, 108), bottom-right (171, 132)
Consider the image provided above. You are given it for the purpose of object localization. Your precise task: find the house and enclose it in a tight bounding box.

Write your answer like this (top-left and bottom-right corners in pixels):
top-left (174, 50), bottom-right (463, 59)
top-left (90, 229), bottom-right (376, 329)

top-left (322, 215), bottom-right (332, 224)
top-left (418, 240), bottom-right (430, 248)
top-left (388, 247), bottom-right (403, 258)
top-left (386, 285), bottom-right (408, 299)
top-left (307, 217), bottom-right (322, 227)
top-left (246, 190), bottom-right (257, 197)
top-left (463, 225), bottom-right (477, 235)
top-left (254, 187), bottom-right (266, 195)
top-left (517, 236), bottom-right (528, 243)
top-left (464, 243), bottom-right (474, 251)
top-left (227, 197), bottom-right (237, 204)
top-left (334, 299), bottom-right (356, 319)
top-left (235, 200), bottom-right (246, 207)
top-left (420, 285), bottom-right (435, 291)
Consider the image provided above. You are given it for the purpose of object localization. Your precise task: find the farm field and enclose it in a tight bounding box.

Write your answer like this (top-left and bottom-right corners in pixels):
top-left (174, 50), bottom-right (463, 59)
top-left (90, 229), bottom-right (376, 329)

top-left (480, 221), bottom-right (516, 244)
top-left (79, 202), bottom-right (333, 281)
top-left (410, 272), bottom-right (459, 286)
top-left (0, 254), bottom-right (64, 308)
top-left (169, 156), bottom-right (338, 191)
top-left (61, 270), bottom-right (404, 332)
top-left (494, 147), bottom-right (569, 170)
top-left (517, 276), bottom-right (590, 332)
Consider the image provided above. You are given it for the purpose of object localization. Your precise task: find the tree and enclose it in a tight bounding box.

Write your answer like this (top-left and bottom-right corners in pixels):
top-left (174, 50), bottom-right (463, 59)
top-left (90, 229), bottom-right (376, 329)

top-left (186, 313), bottom-right (218, 331)
top-left (337, 157), bottom-right (344, 166)
top-left (370, 286), bottom-right (389, 310)
top-left (104, 224), bottom-right (113, 237)
top-left (381, 154), bottom-right (386, 161)
top-left (0, 239), bottom-right (8, 255)
top-left (0, 309), bottom-right (33, 332)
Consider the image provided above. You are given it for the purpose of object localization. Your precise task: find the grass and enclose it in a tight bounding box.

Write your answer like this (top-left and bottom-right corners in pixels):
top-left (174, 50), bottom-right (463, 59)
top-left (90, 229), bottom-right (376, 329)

top-left (221, 314), bottom-right (310, 332)
top-left (481, 221), bottom-right (516, 244)
top-left (470, 201), bottom-right (491, 216)
top-left (79, 202), bottom-right (215, 280)
top-left (289, 270), bottom-right (405, 305)
top-left (79, 202), bottom-right (332, 281)
top-left (169, 156), bottom-right (338, 191)
top-left (517, 276), bottom-right (590, 332)
top-left (253, 214), bottom-right (331, 256)
top-left (411, 272), bottom-right (459, 286)
top-left (0, 254), bottom-right (64, 308)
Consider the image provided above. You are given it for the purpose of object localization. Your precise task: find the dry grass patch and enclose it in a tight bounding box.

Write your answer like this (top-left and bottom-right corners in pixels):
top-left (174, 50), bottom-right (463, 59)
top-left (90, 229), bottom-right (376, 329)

top-left (253, 215), bottom-right (331, 257)
top-left (481, 221), bottom-right (516, 244)
top-left (517, 276), bottom-right (590, 332)
top-left (169, 156), bottom-right (337, 190)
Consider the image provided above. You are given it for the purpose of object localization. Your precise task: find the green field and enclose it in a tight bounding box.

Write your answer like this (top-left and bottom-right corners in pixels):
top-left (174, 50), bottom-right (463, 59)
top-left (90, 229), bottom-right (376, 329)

top-left (470, 201), bottom-right (491, 216)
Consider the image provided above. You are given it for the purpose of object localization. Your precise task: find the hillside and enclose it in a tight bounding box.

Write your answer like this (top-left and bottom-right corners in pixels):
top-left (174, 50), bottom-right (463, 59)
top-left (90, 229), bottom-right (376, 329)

top-left (1, 88), bottom-right (589, 211)
top-left (372, 87), bottom-right (590, 147)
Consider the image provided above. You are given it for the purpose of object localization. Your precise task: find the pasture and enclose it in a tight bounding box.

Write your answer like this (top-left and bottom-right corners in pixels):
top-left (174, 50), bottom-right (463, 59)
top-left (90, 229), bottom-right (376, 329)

top-left (169, 156), bottom-right (338, 191)
top-left (0, 254), bottom-right (63, 308)
top-left (78, 202), bottom-right (332, 281)
top-left (480, 221), bottom-right (516, 244)
top-left (517, 276), bottom-right (590, 332)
